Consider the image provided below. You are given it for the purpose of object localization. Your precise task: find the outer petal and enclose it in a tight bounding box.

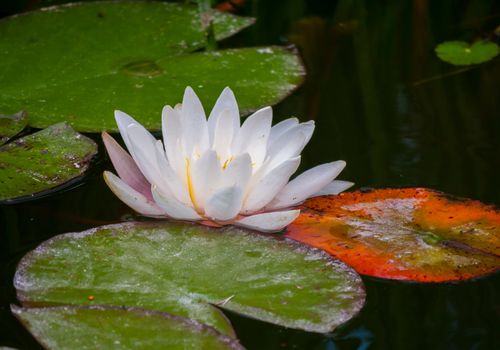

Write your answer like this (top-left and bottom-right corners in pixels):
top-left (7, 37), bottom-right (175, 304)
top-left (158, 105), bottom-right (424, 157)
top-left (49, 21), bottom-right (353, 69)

top-left (268, 117), bottom-right (298, 147)
top-left (235, 210), bottom-right (300, 233)
top-left (313, 180), bottom-right (354, 196)
top-left (232, 107), bottom-right (272, 169)
top-left (181, 87), bottom-right (209, 156)
top-left (103, 171), bottom-right (164, 217)
top-left (207, 87), bottom-right (239, 144)
top-left (266, 161), bottom-right (347, 210)
top-left (242, 156), bottom-right (301, 213)
top-left (127, 124), bottom-right (163, 187)
top-left (115, 110), bottom-right (155, 154)
top-left (205, 186), bottom-right (244, 221)
top-left (151, 185), bottom-right (202, 221)
top-left (102, 132), bottom-right (152, 201)
top-left (161, 105), bottom-right (184, 165)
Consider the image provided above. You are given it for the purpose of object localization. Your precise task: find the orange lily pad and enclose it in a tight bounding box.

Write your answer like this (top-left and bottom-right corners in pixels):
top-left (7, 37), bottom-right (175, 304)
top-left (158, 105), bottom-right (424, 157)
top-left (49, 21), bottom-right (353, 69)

top-left (286, 188), bottom-right (500, 282)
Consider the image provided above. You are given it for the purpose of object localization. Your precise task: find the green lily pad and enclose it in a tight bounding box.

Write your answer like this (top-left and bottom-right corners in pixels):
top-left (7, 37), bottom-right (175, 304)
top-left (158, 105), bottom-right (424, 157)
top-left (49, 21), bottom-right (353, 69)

top-left (0, 111), bottom-right (27, 146)
top-left (435, 40), bottom-right (500, 66)
top-left (0, 122), bottom-right (97, 202)
top-left (0, 2), bottom-right (304, 132)
top-left (14, 222), bottom-right (365, 334)
top-left (12, 305), bottom-right (243, 350)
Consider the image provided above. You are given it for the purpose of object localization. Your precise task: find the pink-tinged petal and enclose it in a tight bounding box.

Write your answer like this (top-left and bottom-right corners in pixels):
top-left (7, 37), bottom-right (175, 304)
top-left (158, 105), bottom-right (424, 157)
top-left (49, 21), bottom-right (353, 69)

top-left (151, 185), bottom-right (202, 221)
top-left (268, 117), bottom-right (298, 147)
top-left (103, 171), bottom-right (164, 217)
top-left (313, 180), bottom-right (354, 196)
top-left (267, 161), bottom-right (347, 210)
top-left (190, 150), bottom-right (222, 210)
top-left (242, 156), bottom-right (301, 213)
top-left (102, 132), bottom-right (152, 201)
top-left (205, 186), bottom-right (244, 221)
top-left (181, 87), bottom-right (209, 156)
top-left (232, 107), bottom-right (272, 169)
top-left (207, 87), bottom-right (239, 144)
top-left (235, 210), bottom-right (300, 233)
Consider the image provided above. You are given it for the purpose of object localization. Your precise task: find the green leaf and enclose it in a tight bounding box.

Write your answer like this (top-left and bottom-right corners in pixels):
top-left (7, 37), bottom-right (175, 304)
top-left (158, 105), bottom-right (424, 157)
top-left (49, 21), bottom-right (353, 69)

top-left (0, 2), bottom-right (304, 132)
top-left (0, 122), bottom-right (97, 202)
top-left (15, 222), bottom-right (365, 334)
top-left (435, 40), bottom-right (500, 66)
top-left (12, 305), bottom-right (243, 350)
top-left (0, 111), bottom-right (27, 146)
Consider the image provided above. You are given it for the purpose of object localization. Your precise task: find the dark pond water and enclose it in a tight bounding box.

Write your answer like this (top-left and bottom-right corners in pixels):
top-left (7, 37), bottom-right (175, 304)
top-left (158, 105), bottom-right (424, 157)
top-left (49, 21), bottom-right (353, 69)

top-left (1, 0), bottom-right (499, 349)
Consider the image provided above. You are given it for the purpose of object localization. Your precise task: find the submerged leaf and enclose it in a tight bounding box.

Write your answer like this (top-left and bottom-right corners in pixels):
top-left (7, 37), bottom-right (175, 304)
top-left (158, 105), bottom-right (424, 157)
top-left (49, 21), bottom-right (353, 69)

top-left (0, 123), bottom-right (97, 202)
top-left (12, 305), bottom-right (243, 350)
top-left (0, 111), bottom-right (27, 146)
top-left (14, 222), bottom-right (365, 334)
top-left (286, 188), bottom-right (500, 282)
top-left (435, 41), bottom-right (500, 66)
top-left (0, 2), bottom-right (304, 131)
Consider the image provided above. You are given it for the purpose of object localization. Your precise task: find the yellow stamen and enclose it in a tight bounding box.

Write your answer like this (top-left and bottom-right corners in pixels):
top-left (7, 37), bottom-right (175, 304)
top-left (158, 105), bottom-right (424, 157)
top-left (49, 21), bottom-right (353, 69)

top-left (222, 156), bottom-right (234, 170)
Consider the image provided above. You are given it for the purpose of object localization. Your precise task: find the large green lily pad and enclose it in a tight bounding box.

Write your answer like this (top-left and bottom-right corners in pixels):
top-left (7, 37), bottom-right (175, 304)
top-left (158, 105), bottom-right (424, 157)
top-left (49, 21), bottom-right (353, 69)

top-left (0, 122), bottom-right (97, 202)
top-left (12, 305), bottom-right (243, 350)
top-left (14, 222), bottom-right (365, 334)
top-left (0, 2), bottom-right (305, 132)
top-left (0, 111), bottom-right (27, 146)
top-left (435, 40), bottom-right (500, 66)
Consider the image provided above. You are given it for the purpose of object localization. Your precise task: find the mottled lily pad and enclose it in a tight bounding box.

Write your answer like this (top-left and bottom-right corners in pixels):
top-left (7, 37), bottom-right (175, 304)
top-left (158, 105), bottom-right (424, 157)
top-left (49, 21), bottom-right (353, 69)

top-left (14, 222), bottom-right (365, 334)
top-left (286, 188), bottom-right (500, 282)
top-left (12, 305), bottom-right (243, 350)
top-left (435, 41), bottom-right (500, 66)
top-left (0, 111), bottom-right (27, 146)
top-left (0, 2), bottom-right (304, 132)
top-left (0, 122), bottom-right (97, 202)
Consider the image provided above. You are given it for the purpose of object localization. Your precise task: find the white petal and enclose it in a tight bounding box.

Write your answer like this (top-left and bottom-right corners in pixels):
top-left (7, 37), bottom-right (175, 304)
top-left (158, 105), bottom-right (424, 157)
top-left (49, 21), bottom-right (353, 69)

top-left (103, 171), bottom-right (164, 217)
top-left (102, 132), bottom-right (152, 200)
top-left (114, 110), bottom-right (156, 154)
top-left (161, 105), bottom-right (183, 163)
top-left (220, 153), bottom-right (252, 192)
top-left (267, 161), bottom-right (347, 210)
top-left (205, 186), bottom-right (244, 221)
top-left (232, 107), bottom-right (272, 168)
top-left (181, 87), bottom-right (209, 156)
top-left (208, 87), bottom-right (239, 144)
top-left (212, 109), bottom-right (234, 163)
top-left (268, 117), bottom-right (298, 146)
top-left (126, 124), bottom-right (162, 187)
top-left (151, 185), bottom-right (201, 221)
top-left (243, 156), bottom-right (301, 213)
top-left (313, 180), bottom-right (354, 196)
top-left (235, 210), bottom-right (300, 233)
top-left (190, 150), bottom-right (222, 210)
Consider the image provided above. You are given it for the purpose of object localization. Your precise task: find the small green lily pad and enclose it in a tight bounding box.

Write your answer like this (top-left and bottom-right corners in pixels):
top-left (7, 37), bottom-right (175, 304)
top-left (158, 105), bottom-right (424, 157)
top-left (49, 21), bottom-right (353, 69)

top-left (14, 222), bottom-right (365, 334)
top-left (0, 111), bottom-right (27, 146)
top-left (12, 305), bottom-right (243, 350)
top-left (0, 2), bottom-right (304, 131)
top-left (435, 40), bottom-right (500, 66)
top-left (0, 122), bottom-right (97, 202)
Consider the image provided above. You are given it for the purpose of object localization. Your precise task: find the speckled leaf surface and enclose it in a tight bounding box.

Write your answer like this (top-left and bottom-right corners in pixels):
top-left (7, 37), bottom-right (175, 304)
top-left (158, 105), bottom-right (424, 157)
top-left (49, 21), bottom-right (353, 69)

top-left (286, 188), bottom-right (500, 282)
top-left (14, 222), bottom-right (365, 334)
top-left (12, 305), bottom-right (243, 350)
top-left (0, 111), bottom-right (27, 146)
top-left (0, 2), bottom-right (304, 132)
top-left (0, 122), bottom-right (97, 202)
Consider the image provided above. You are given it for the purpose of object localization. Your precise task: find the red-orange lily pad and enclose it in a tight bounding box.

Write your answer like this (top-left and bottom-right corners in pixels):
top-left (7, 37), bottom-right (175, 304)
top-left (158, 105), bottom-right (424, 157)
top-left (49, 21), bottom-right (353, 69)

top-left (286, 188), bottom-right (500, 282)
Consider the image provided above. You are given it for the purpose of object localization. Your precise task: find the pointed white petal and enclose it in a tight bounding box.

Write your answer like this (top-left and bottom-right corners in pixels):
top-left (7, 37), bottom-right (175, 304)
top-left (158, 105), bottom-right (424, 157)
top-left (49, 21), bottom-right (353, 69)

top-left (243, 156), bottom-right (301, 213)
top-left (267, 161), bottom-right (347, 210)
top-left (213, 109), bottom-right (234, 162)
top-left (232, 107), bottom-right (272, 168)
top-left (268, 117), bottom-right (298, 146)
top-left (221, 153), bottom-right (252, 192)
top-left (114, 110), bottom-right (155, 154)
top-left (161, 105), bottom-right (183, 163)
top-left (151, 185), bottom-right (201, 221)
top-left (205, 186), bottom-right (244, 221)
top-left (313, 180), bottom-right (354, 196)
top-left (235, 210), bottom-right (300, 233)
top-left (208, 87), bottom-right (239, 143)
top-left (181, 87), bottom-right (209, 156)
top-left (102, 132), bottom-right (152, 200)
top-left (190, 150), bottom-right (222, 210)
top-left (103, 171), bottom-right (163, 216)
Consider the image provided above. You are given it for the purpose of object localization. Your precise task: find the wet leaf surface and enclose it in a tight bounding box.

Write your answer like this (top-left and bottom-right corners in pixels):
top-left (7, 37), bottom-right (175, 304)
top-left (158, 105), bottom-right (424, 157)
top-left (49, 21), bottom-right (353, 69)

top-left (14, 222), bottom-right (365, 335)
top-left (0, 122), bottom-right (97, 202)
top-left (435, 41), bottom-right (500, 66)
top-left (0, 2), bottom-right (304, 132)
top-left (286, 188), bottom-right (500, 282)
top-left (12, 305), bottom-right (243, 350)
top-left (0, 111), bottom-right (27, 146)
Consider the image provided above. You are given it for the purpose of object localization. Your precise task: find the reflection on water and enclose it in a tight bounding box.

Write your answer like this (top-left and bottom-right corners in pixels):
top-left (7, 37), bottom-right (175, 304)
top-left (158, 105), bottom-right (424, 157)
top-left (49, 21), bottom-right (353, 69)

top-left (1, 0), bottom-right (499, 349)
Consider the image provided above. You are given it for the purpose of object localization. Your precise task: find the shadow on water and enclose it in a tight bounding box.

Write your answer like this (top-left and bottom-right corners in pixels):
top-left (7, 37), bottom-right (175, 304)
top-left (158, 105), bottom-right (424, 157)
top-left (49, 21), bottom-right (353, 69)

top-left (1, 0), bottom-right (499, 349)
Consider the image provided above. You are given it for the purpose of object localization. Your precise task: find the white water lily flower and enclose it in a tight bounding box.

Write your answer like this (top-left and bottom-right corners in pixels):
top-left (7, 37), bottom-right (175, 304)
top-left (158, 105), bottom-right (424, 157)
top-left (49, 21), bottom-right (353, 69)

top-left (102, 87), bottom-right (353, 232)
